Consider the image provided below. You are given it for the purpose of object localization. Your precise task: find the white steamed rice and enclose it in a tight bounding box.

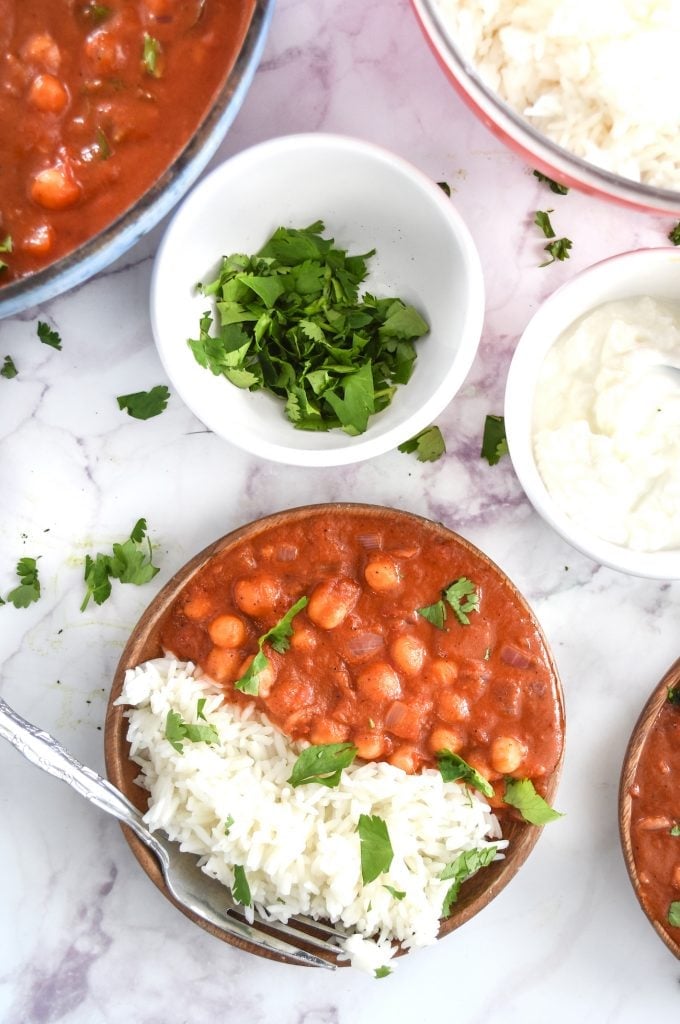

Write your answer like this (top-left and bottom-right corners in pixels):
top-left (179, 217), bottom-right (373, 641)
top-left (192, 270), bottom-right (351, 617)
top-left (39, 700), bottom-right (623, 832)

top-left (432, 0), bottom-right (680, 188)
top-left (117, 657), bottom-right (505, 974)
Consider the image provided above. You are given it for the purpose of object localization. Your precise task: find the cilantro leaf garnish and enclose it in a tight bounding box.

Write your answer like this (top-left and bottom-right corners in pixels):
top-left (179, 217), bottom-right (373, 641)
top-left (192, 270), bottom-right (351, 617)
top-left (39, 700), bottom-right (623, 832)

top-left (142, 33), bottom-right (162, 76)
top-left (504, 778), bottom-right (563, 825)
top-left (540, 237), bottom-right (572, 267)
top-left (417, 599), bottom-right (447, 630)
top-left (95, 127), bottom-right (111, 160)
top-left (1, 356), bottom-right (18, 379)
top-left (440, 846), bottom-right (497, 916)
top-left (667, 687), bottom-right (680, 706)
top-left (4, 557), bottom-right (41, 608)
top-left (232, 865), bottom-right (252, 906)
top-left (164, 708), bottom-right (219, 755)
top-left (358, 814), bottom-right (394, 884)
top-left (437, 181), bottom-right (451, 197)
top-left (383, 885), bottom-right (406, 900)
top-left (481, 414), bottom-right (508, 465)
top-left (374, 966), bottom-right (393, 979)
top-left (80, 518), bottom-right (160, 611)
top-left (82, 2), bottom-right (111, 21)
top-left (224, 815), bottom-right (235, 835)
top-left (117, 385), bottom-right (170, 420)
top-left (234, 596), bottom-right (308, 695)
top-left (670, 823), bottom-right (680, 837)
top-left (418, 577), bottom-right (479, 629)
top-left (397, 424), bottom-right (446, 462)
top-left (533, 170), bottom-right (569, 195)
top-left (188, 222), bottom-right (429, 436)
top-left (288, 742), bottom-right (357, 788)
top-left (37, 321), bottom-right (62, 350)
top-left (668, 223), bottom-right (680, 246)
top-left (534, 210), bottom-right (556, 239)
top-left (443, 577), bottom-right (479, 625)
top-left (0, 234), bottom-right (12, 271)
top-left (437, 750), bottom-right (494, 798)
top-left (668, 902), bottom-right (680, 928)
top-left (196, 697), bottom-right (207, 721)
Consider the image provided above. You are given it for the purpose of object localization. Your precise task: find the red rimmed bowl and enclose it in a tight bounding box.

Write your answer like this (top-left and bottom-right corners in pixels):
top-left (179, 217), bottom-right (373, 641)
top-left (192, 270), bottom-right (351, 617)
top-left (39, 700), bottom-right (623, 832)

top-left (105, 503), bottom-right (565, 966)
top-left (410, 0), bottom-right (680, 214)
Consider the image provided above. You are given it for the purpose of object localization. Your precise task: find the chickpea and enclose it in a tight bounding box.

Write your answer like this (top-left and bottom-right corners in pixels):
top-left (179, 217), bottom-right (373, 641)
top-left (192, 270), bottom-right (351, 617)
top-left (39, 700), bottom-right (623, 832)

top-left (429, 724), bottom-right (466, 755)
top-left (19, 223), bottom-right (55, 256)
top-left (233, 574), bottom-right (280, 618)
top-left (465, 748), bottom-right (498, 782)
top-left (203, 647), bottom-right (242, 685)
top-left (28, 74), bottom-right (68, 113)
top-left (364, 554), bottom-right (401, 592)
top-left (490, 735), bottom-right (527, 775)
top-left (183, 593), bottom-right (213, 621)
top-left (389, 745), bottom-right (419, 774)
top-left (356, 662), bottom-right (402, 703)
top-left (307, 577), bottom-right (361, 630)
top-left (352, 730), bottom-right (386, 761)
top-left (638, 815), bottom-right (672, 832)
top-left (84, 30), bottom-right (125, 75)
top-left (238, 652), bottom-right (277, 698)
top-left (385, 700), bottom-right (423, 741)
top-left (427, 659), bottom-right (458, 687)
top-left (208, 614), bottom-right (247, 649)
top-left (389, 634), bottom-right (426, 676)
top-left (21, 33), bottom-right (61, 71)
top-left (436, 689), bottom-right (470, 723)
top-left (31, 164), bottom-right (81, 211)
top-left (290, 624), bottom-right (318, 651)
top-left (310, 719), bottom-right (350, 745)
top-left (672, 864), bottom-right (680, 889)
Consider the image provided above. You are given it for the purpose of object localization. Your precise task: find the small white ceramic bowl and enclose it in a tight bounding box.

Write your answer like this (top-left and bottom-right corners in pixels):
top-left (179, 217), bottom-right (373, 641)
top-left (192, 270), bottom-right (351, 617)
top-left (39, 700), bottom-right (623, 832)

top-left (150, 133), bottom-right (485, 467)
top-left (505, 247), bottom-right (680, 580)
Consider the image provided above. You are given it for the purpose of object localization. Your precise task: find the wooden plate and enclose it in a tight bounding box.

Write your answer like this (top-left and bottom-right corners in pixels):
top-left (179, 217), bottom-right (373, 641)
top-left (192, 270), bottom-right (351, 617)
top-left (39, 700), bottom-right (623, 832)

top-left (619, 657), bottom-right (680, 960)
top-left (105, 503), bottom-right (565, 966)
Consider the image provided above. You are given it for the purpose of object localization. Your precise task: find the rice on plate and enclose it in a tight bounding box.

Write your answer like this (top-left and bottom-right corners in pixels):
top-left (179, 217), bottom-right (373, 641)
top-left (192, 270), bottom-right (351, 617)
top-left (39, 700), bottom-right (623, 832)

top-left (432, 0), bottom-right (680, 188)
top-left (118, 657), bottom-right (506, 974)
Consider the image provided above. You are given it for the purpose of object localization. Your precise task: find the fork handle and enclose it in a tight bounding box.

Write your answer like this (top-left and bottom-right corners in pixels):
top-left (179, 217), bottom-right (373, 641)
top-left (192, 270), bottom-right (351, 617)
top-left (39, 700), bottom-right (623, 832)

top-left (0, 695), bottom-right (152, 846)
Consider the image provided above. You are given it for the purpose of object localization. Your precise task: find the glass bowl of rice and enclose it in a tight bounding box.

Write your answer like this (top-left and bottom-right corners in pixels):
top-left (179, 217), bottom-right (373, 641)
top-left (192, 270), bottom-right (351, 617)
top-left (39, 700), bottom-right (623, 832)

top-left (411, 0), bottom-right (680, 214)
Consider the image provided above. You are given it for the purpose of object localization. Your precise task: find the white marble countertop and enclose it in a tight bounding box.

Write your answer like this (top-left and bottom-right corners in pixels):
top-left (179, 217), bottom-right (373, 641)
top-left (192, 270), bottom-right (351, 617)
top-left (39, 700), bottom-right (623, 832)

top-left (1, 1), bottom-right (679, 1021)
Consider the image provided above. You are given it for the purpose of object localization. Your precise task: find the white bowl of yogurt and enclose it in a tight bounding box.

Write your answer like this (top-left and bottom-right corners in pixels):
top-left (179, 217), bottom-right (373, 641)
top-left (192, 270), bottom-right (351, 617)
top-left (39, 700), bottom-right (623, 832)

top-left (505, 247), bottom-right (680, 579)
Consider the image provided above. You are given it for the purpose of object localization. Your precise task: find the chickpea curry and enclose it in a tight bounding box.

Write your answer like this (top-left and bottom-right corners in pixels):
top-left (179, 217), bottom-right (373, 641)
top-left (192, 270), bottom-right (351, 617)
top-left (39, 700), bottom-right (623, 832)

top-left (0, 0), bottom-right (253, 283)
top-left (160, 508), bottom-right (563, 812)
top-left (628, 689), bottom-right (680, 947)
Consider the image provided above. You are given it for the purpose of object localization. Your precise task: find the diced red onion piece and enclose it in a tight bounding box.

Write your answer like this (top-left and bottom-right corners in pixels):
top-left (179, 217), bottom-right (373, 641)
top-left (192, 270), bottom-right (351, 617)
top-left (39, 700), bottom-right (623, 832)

top-left (357, 533), bottom-right (381, 550)
top-left (276, 545), bottom-right (298, 562)
top-left (500, 644), bottom-right (532, 669)
top-left (385, 700), bottom-right (408, 730)
top-left (345, 633), bottom-right (384, 659)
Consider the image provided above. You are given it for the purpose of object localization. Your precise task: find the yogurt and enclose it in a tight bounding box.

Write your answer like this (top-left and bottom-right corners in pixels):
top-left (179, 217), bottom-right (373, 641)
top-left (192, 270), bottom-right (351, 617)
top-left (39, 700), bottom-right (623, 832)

top-left (533, 296), bottom-right (680, 552)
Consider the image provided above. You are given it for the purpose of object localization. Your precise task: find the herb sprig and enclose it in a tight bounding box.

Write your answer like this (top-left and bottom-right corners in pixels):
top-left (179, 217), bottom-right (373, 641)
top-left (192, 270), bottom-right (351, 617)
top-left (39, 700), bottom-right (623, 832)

top-left (397, 425), bottom-right (446, 462)
top-left (441, 846), bottom-right (498, 916)
top-left (164, 705), bottom-right (219, 754)
top-left (288, 742), bottom-right (357, 788)
top-left (1, 557), bottom-right (41, 608)
top-left (117, 385), bottom-right (170, 420)
top-left (481, 414), bottom-right (508, 466)
top-left (80, 518), bottom-right (160, 611)
top-left (234, 596), bottom-right (308, 695)
top-left (418, 577), bottom-right (480, 630)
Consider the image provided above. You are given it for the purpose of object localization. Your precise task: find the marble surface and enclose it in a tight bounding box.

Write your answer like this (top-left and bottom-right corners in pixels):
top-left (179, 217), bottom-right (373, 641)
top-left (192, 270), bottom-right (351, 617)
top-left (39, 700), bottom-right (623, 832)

top-left (1, 1), bottom-right (679, 1021)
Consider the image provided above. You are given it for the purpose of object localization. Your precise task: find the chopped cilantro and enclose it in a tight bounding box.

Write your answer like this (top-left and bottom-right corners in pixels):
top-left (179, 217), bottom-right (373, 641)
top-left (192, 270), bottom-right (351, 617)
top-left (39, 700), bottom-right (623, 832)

top-left (37, 321), bottom-right (62, 350)
top-left (441, 846), bottom-right (497, 916)
top-left (540, 237), bottom-right (572, 267)
top-left (82, 2), bottom-right (111, 21)
top-left (534, 210), bottom-right (556, 239)
top-left (443, 577), bottom-right (479, 625)
top-left (668, 223), bottom-right (680, 246)
top-left (164, 708), bottom-right (219, 755)
top-left (288, 742), bottom-right (357, 788)
top-left (437, 750), bottom-right (494, 798)
top-left (667, 687), bottom-right (680, 706)
top-left (668, 902), bottom-right (680, 928)
top-left (437, 181), bottom-right (451, 197)
top-left (188, 221), bottom-right (429, 436)
top-left (358, 814), bottom-right (394, 884)
top-left (504, 778), bottom-right (563, 825)
top-left (397, 424), bottom-right (446, 462)
top-left (1, 356), bottom-right (18, 379)
top-left (232, 865), bottom-right (252, 906)
top-left (670, 823), bottom-right (680, 837)
top-left (3, 557), bottom-right (41, 608)
top-left (117, 385), bottom-right (170, 420)
top-left (0, 234), bottom-right (12, 272)
top-left (80, 518), bottom-right (160, 611)
top-left (374, 966), bottom-right (393, 979)
top-left (383, 885), bottom-right (406, 900)
top-left (95, 127), bottom-right (111, 159)
top-left (143, 34), bottom-right (162, 76)
top-left (417, 598), bottom-right (447, 630)
top-left (481, 414), bottom-right (508, 465)
top-left (224, 815), bottom-right (235, 835)
top-left (234, 596), bottom-right (308, 695)
top-left (532, 170), bottom-right (569, 195)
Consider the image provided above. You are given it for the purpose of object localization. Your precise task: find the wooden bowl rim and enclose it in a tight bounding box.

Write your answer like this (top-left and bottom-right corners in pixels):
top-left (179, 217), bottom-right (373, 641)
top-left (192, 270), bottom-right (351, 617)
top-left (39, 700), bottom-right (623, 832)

top-left (619, 656), bottom-right (680, 961)
top-left (105, 502), bottom-right (566, 966)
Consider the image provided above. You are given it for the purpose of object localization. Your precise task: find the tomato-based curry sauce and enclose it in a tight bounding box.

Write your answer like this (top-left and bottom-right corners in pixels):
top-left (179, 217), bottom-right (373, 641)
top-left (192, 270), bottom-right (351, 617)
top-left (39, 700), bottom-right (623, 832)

top-left (160, 509), bottom-right (564, 811)
top-left (0, 0), bottom-right (252, 282)
top-left (628, 695), bottom-right (680, 948)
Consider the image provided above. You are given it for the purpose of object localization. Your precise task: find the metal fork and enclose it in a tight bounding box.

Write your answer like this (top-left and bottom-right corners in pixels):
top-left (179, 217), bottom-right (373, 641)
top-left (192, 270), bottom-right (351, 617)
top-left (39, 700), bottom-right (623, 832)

top-left (0, 696), bottom-right (345, 969)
